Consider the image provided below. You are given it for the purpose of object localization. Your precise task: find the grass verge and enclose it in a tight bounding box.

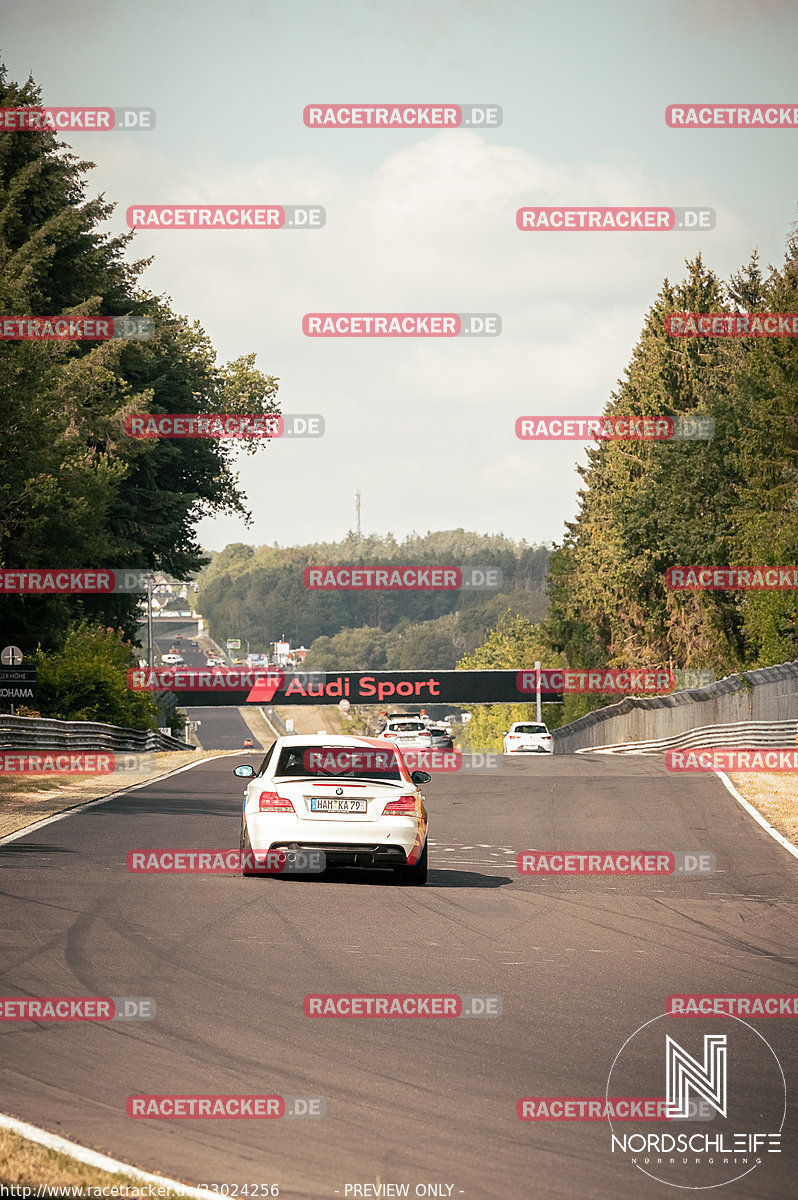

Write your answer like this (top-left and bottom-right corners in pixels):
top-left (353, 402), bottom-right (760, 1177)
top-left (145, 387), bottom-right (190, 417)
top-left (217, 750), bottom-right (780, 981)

top-left (725, 772), bottom-right (798, 848)
top-left (0, 750), bottom-right (229, 840)
top-left (0, 1127), bottom-right (193, 1195)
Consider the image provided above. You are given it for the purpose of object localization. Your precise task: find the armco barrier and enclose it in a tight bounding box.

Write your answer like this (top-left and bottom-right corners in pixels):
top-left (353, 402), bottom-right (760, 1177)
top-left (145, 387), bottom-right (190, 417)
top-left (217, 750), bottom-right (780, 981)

top-left (263, 707), bottom-right (289, 736)
top-left (0, 714), bottom-right (193, 753)
top-left (572, 719), bottom-right (798, 756)
top-left (551, 660), bottom-right (798, 754)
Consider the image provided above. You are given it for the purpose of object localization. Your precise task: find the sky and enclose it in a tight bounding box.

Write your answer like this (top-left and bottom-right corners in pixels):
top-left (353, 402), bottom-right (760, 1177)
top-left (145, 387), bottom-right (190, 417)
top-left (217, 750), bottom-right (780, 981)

top-left (4, 0), bottom-right (798, 552)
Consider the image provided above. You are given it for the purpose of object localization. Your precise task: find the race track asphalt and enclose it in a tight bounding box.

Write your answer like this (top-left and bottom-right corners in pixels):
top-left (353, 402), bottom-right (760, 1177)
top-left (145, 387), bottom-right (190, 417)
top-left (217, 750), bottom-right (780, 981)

top-left (0, 754), bottom-right (795, 1199)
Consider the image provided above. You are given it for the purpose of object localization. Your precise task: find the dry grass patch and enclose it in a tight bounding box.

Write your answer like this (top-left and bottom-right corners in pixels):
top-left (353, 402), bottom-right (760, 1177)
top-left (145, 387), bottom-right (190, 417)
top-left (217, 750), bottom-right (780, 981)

top-left (0, 1127), bottom-right (189, 1193)
top-left (725, 772), bottom-right (798, 847)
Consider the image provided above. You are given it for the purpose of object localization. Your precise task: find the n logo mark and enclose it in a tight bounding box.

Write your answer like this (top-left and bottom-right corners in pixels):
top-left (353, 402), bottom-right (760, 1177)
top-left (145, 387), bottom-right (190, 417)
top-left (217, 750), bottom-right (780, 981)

top-left (666, 1034), bottom-right (727, 1118)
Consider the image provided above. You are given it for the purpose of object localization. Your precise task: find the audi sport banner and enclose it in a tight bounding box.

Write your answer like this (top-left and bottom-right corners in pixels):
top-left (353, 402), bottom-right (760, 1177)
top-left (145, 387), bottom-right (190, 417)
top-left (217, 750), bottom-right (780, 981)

top-left (124, 666), bottom-right (676, 706)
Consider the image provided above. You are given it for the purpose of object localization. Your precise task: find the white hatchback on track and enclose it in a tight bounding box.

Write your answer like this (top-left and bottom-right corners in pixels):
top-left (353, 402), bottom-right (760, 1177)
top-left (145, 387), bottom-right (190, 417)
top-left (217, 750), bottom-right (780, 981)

top-left (503, 722), bottom-right (554, 754)
top-left (234, 735), bottom-right (430, 884)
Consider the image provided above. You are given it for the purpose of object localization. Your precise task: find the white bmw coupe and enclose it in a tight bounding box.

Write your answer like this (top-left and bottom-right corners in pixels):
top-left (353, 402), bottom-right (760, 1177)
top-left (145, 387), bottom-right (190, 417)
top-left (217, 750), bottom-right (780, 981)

top-left (234, 734), bottom-right (430, 884)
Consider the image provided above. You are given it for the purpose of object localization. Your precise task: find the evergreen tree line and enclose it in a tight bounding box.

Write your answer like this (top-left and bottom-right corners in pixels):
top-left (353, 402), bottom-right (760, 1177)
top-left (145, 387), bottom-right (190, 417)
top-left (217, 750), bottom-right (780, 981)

top-left (543, 240), bottom-right (798, 678)
top-left (0, 64), bottom-right (277, 726)
top-left (458, 234), bottom-right (798, 747)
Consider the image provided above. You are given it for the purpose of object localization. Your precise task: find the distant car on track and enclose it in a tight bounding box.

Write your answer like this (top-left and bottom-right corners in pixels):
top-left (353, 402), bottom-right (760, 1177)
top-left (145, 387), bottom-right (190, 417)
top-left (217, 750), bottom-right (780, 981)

top-left (161, 653), bottom-right (184, 665)
top-left (234, 734), bottom-right (430, 884)
top-left (243, 737), bottom-right (254, 749)
top-left (428, 727), bottom-right (454, 750)
top-left (379, 719), bottom-right (433, 750)
top-left (503, 722), bottom-right (553, 754)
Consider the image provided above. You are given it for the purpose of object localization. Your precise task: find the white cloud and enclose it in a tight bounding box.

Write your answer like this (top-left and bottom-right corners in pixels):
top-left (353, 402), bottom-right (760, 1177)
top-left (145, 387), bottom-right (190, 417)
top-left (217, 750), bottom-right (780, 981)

top-left (81, 128), bottom-right (758, 548)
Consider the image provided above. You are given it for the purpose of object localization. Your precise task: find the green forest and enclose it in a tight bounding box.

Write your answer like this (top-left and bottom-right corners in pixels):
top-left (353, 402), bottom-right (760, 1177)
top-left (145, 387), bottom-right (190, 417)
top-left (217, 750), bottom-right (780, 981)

top-left (0, 65), bottom-right (277, 727)
top-left (195, 531), bottom-right (550, 668)
top-left (545, 244), bottom-right (798, 678)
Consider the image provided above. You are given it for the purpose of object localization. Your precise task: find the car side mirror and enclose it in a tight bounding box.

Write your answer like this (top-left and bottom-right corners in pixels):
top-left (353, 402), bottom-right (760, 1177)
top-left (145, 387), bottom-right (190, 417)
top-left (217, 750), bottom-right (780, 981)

top-left (502, 731), bottom-right (508, 735)
top-left (233, 764), bottom-right (255, 777)
top-left (411, 770), bottom-right (431, 785)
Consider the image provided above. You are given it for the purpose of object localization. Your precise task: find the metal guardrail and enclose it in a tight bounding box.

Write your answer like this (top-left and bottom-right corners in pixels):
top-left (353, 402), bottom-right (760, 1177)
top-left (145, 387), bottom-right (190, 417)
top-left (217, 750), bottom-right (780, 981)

top-left (574, 719), bottom-right (798, 756)
top-left (0, 714), bottom-right (193, 753)
top-left (262, 707), bottom-right (288, 736)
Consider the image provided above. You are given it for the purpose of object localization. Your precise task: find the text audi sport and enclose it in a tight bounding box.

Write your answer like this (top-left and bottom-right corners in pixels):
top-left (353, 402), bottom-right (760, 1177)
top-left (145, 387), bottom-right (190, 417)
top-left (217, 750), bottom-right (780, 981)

top-left (234, 735), bottom-right (429, 884)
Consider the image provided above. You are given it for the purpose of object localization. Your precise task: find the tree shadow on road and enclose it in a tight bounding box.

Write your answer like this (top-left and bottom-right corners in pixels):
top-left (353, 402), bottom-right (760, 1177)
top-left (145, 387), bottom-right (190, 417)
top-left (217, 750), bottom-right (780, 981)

top-left (0, 842), bottom-right (76, 857)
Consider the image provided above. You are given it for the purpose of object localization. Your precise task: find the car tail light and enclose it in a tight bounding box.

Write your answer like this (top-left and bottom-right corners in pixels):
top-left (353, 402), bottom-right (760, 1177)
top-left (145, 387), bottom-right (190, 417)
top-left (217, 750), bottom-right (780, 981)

top-left (384, 794), bottom-right (417, 814)
top-left (258, 791), bottom-right (294, 812)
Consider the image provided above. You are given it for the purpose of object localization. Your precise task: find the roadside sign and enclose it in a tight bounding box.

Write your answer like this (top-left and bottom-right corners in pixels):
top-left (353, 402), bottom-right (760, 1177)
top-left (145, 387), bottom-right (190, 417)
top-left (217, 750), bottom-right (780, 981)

top-left (338, 699), bottom-right (351, 711)
top-left (227, 638), bottom-right (241, 650)
top-left (0, 667), bottom-right (37, 703)
top-left (1, 645), bottom-right (24, 666)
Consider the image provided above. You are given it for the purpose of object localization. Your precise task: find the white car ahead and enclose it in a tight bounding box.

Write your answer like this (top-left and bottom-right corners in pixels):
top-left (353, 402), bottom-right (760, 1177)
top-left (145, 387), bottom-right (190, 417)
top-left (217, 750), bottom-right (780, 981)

top-left (234, 735), bottom-right (429, 884)
top-left (380, 720), bottom-right (433, 750)
top-left (503, 722), bottom-right (554, 754)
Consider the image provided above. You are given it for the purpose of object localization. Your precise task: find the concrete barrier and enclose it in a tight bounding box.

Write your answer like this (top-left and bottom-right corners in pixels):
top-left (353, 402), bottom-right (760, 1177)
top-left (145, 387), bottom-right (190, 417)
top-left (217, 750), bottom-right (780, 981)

top-left (552, 660), bottom-right (798, 754)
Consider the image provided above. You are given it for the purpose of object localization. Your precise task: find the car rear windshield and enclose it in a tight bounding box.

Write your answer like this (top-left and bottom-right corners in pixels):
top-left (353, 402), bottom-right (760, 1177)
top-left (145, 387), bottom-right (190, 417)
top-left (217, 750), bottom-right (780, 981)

top-left (389, 722), bottom-right (425, 732)
top-left (274, 744), bottom-right (405, 781)
top-left (514, 725), bottom-right (548, 734)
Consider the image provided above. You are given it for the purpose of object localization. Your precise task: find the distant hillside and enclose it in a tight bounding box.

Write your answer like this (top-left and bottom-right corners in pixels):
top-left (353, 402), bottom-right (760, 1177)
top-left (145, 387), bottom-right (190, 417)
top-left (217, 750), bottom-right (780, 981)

top-left (196, 531), bottom-right (550, 665)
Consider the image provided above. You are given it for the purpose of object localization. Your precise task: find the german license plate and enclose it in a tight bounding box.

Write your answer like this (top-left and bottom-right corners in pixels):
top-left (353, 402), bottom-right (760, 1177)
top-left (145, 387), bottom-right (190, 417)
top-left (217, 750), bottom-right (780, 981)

top-left (310, 797), bottom-right (367, 814)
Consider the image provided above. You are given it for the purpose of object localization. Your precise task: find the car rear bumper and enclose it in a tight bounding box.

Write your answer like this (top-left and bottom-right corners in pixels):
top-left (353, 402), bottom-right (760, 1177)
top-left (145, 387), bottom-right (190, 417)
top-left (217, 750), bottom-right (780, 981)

top-left (246, 812), bottom-right (424, 861)
top-left (504, 745), bottom-right (553, 754)
top-left (268, 840), bottom-right (412, 868)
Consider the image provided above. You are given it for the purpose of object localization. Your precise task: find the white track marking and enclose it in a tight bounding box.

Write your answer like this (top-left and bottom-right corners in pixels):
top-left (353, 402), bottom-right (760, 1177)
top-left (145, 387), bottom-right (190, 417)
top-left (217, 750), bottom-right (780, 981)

top-left (714, 770), bottom-right (798, 862)
top-left (0, 754), bottom-right (233, 847)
